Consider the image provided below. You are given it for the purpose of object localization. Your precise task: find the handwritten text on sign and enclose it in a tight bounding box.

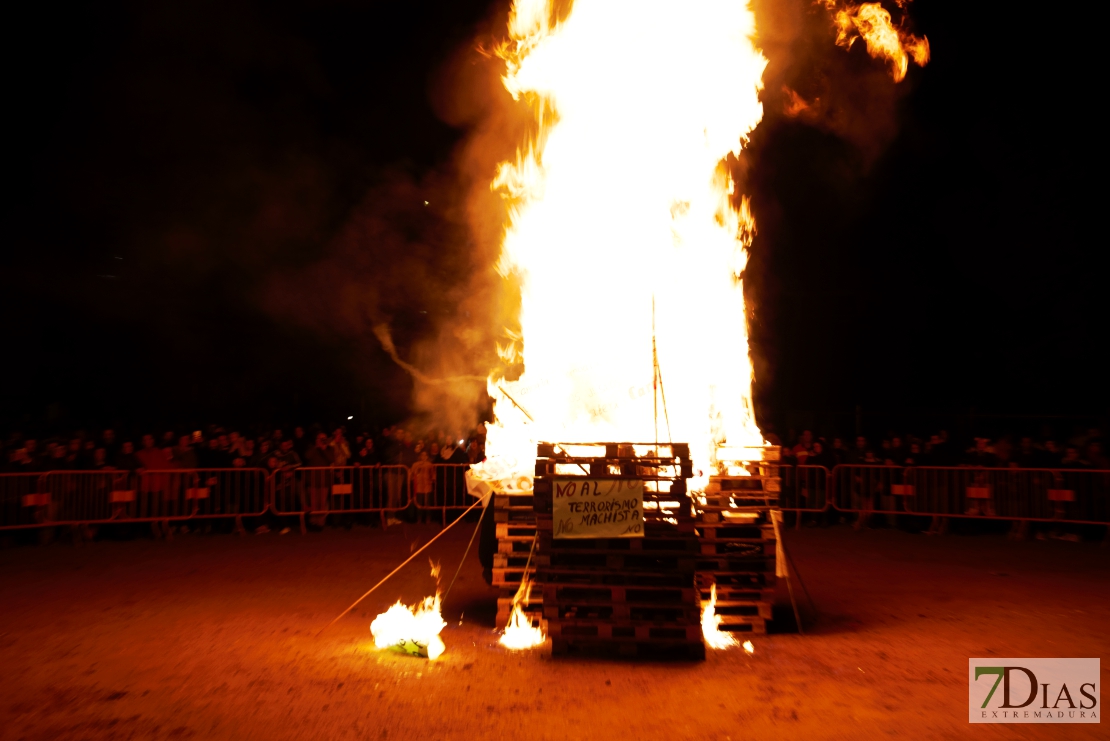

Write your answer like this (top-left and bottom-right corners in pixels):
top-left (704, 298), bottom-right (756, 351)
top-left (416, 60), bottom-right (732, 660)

top-left (552, 479), bottom-right (644, 539)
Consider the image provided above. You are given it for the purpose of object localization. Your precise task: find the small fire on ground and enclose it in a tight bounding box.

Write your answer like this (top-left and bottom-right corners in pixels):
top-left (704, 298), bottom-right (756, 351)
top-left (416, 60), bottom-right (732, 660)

top-left (701, 583), bottom-right (754, 654)
top-left (370, 594), bottom-right (447, 660)
top-left (370, 561), bottom-right (446, 660)
top-left (500, 578), bottom-right (545, 650)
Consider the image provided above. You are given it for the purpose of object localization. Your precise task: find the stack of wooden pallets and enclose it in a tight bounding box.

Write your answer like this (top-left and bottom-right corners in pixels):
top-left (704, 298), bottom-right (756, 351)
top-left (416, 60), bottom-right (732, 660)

top-left (492, 488), bottom-right (543, 628)
top-left (694, 446), bottom-right (781, 634)
top-left (532, 442), bottom-right (705, 659)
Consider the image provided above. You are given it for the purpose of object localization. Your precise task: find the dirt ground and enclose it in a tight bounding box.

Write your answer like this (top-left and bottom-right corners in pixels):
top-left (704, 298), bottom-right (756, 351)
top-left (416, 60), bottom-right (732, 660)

top-left (1, 519), bottom-right (1106, 741)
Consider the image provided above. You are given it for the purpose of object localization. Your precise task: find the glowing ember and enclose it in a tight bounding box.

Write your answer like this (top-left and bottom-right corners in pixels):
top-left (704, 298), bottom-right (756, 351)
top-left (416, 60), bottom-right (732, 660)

top-left (743, 639), bottom-right (754, 655)
top-left (474, 0), bottom-right (767, 491)
top-left (701, 583), bottom-right (738, 649)
top-left (370, 594), bottom-right (447, 660)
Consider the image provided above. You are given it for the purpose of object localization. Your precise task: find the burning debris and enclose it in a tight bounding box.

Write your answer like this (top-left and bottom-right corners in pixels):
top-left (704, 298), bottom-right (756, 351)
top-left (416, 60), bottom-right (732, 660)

top-left (370, 594), bottom-right (447, 660)
top-left (370, 561), bottom-right (447, 660)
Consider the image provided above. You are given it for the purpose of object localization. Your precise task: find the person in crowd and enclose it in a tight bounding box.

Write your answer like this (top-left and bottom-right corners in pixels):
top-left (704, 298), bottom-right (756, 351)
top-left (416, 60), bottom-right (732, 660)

top-left (79, 439), bottom-right (97, 469)
top-left (63, 438), bottom-right (82, 469)
top-left (792, 430), bottom-right (814, 464)
top-left (47, 442), bottom-right (70, 471)
top-left (903, 441), bottom-right (923, 467)
top-left (847, 436), bottom-right (870, 464)
top-left (329, 428), bottom-right (350, 467)
top-left (113, 441), bottom-right (142, 471)
top-left (304, 433), bottom-right (333, 468)
top-left (7, 444), bottom-right (37, 473)
top-left (807, 440), bottom-right (836, 469)
top-left (1059, 446), bottom-right (1087, 468)
top-left (993, 436), bottom-right (1014, 467)
top-left (276, 439), bottom-right (302, 469)
top-left (964, 438), bottom-right (997, 467)
top-left (252, 439), bottom-right (272, 468)
top-left (101, 429), bottom-right (119, 463)
top-left (411, 450), bottom-right (435, 521)
top-left (303, 433), bottom-right (333, 528)
top-left (887, 436), bottom-right (906, 466)
top-left (292, 426), bottom-right (309, 459)
top-left (1013, 437), bottom-right (1040, 468)
top-left (228, 431), bottom-right (249, 459)
top-left (356, 437), bottom-right (378, 466)
top-left (1042, 440), bottom-right (1063, 467)
top-left (137, 434), bottom-right (169, 470)
top-left (1085, 441), bottom-right (1108, 469)
top-left (173, 435), bottom-right (199, 470)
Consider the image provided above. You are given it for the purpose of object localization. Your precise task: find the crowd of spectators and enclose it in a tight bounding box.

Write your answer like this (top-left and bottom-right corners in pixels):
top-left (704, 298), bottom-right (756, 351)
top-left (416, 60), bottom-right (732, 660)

top-left (2, 424), bottom-right (487, 476)
top-left (6, 424), bottom-right (1107, 475)
top-left (769, 427), bottom-right (1109, 470)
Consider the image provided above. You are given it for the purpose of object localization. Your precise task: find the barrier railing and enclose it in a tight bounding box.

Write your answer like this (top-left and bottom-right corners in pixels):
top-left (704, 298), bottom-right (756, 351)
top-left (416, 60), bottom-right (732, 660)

top-left (42, 470), bottom-right (142, 524)
top-left (829, 465), bottom-right (1110, 524)
top-left (831, 464), bottom-right (913, 514)
top-left (1, 473), bottom-right (49, 530)
top-left (4, 463), bottom-right (1107, 534)
top-left (411, 463), bottom-right (472, 520)
top-left (272, 465), bottom-right (411, 524)
top-left (901, 467), bottom-right (1109, 524)
top-left (777, 465), bottom-right (831, 513)
top-left (136, 468), bottom-right (270, 521)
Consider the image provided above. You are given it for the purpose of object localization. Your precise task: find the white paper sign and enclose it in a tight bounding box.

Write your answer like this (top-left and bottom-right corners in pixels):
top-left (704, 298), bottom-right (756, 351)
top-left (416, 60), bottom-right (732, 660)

top-left (551, 479), bottom-right (644, 539)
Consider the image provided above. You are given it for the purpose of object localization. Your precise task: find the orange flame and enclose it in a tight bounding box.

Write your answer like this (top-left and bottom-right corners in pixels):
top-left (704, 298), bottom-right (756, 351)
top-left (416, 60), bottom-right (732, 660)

top-left (473, 0), bottom-right (768, 492)
top-left (824, 1), bottom-right (929, 82)
top-left (499, 566), bottom-right (545, 650)
top-left (370, 594), bottom-right (447, 660)
top-left (701, 583), bottom-right (738, 649)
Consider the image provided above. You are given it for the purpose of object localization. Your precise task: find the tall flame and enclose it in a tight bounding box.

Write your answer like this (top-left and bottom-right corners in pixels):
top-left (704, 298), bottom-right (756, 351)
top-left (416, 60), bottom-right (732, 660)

top-left (476, 0), bottom-right (768, 489)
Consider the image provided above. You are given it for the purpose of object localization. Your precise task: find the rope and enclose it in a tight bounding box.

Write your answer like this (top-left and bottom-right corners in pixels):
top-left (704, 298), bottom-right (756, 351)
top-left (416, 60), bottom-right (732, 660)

top-left (318, 493), bottom-right (489, 636)
top-left (442, 498), bottom-right (489, 604)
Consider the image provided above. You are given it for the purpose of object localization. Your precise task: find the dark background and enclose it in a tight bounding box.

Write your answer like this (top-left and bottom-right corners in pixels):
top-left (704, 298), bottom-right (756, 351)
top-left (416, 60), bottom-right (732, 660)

top-left (4, 0), bottom-right (1104, 439)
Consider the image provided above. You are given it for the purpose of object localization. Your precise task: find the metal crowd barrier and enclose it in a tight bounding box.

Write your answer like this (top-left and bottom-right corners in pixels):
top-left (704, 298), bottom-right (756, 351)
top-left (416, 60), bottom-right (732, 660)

top-left (776, 465), bottom-right (831, 513)
top-left (272, 465), bottom-right (411, 529)
top-left (0, 473), bottom-right (49, 530)
top-left (5, 463), bottom-right (1107, 534)
top-left (411, 463), bottom-right (472, 520)
top-left (829, 465), bottom-right (1110, 525)
top-left (136, 468), bottom-right (270, 522)
top-left (0, 468), bottom-right (269, 531)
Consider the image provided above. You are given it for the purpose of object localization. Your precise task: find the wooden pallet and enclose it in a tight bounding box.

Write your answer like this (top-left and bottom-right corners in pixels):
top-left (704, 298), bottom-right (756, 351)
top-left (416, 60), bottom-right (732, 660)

top-left (533, 441), bottom-right (705, 658)
top-left (693, 454), bottom-right (779, 636)
top-left (714, 615), bottom-right (767, 634)
top-left (491, 487), bottom-right (539, 603)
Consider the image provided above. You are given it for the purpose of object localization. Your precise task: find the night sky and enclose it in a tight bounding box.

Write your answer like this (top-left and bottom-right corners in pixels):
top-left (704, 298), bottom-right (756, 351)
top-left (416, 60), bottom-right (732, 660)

top-left (5, 0), bottom-right (1103, 437)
